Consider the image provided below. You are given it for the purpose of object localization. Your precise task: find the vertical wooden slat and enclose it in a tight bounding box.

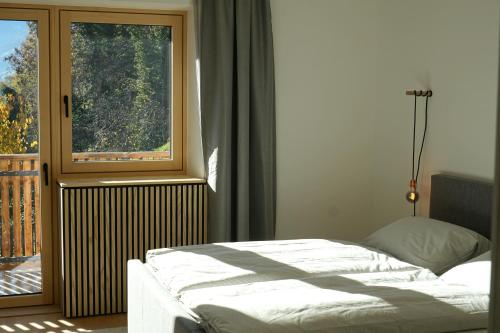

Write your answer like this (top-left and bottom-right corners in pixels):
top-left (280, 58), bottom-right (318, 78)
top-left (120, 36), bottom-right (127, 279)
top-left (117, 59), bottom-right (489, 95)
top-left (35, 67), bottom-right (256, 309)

top-left (105, 187), bottom-right (111, 314)
top-left (187, 186), bottom-right (192, 245)
top-left (193, 185), bottom-right (198, 245)
top-left (76, 189), bottom-right (82, 317)
top-left (155, 186), bottom-right (160, 249)
top-left (82, 189), bottom-right (88, 317)
top-left (12, 161), bottom-right (22, 256)
top-left (23, 159), bottom-right (33, 256)
top-left (93, 188), bottom-right (99, 314)
top-left (160, 186), bottom-right (165, 248)
top-left (70, 189), bottom-right (77, 317)
top-left (139, 187), bottom-right (144, 260)
top-left (176, 186), bottom-right (181, 246)
top-left (0, 159), bottom-right (11, 257)
top-left (117, 187), bottom-right (123, 313)
top-left (204, 184), bottom-right (208, 243)
top-left (63, 189), bottom-right (70, 317)
top-left (166, 186), bottom-right (171, 248)
top-left (34, 160), bottom-right (41, 253)
top-left (88, 188), bottom-right (94, 316)
top-left (133, 187), bottom-right (138, 259)
top-left (182, 185), bottom-right (187, 246)
top-left (110, 188), bottom-right (116, 314)
top-left (144, 187), bottom-right (149, 254)
top-left (99, 188), bottom-right (105, 313)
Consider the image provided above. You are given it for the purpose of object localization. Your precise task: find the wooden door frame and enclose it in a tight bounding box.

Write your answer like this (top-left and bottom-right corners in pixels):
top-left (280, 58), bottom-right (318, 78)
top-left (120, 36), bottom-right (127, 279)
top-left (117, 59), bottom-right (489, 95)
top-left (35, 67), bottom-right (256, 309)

top-left (0, 2), bottom-right (188, 313)
top-left (0, 6), bottom-right (53, 308)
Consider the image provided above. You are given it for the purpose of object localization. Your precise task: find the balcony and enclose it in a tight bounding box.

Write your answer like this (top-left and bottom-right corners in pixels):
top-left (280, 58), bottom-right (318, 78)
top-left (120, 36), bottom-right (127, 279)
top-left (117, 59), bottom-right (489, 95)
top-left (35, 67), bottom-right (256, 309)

top-left (0, 151), bottom-right (169, 297)
top-left (0, 154), bottom-right (42, 296)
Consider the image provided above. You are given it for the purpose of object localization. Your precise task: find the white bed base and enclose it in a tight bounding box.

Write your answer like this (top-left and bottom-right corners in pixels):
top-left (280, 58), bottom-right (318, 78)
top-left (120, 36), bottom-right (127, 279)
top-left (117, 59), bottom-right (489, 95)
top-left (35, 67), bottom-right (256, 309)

top-left (127, 260), bottom-right (205, 333)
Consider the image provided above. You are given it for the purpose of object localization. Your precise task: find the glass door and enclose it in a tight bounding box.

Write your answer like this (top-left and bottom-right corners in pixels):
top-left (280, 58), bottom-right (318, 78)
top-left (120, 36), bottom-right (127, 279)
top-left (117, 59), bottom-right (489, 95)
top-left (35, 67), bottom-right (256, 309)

top-left (0, 8), bottom-right (52, 307)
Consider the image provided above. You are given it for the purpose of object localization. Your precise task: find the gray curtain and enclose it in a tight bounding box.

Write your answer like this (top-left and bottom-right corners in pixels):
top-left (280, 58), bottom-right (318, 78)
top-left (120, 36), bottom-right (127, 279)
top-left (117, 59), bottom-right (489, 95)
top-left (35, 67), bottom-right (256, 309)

top-left (195, 0), bottom-right (276, 242)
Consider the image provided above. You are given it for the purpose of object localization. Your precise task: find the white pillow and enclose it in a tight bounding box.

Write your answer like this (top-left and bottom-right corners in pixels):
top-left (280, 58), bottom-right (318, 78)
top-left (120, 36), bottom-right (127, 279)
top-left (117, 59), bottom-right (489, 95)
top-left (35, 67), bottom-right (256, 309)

top-left (440, 251), bottom-right (491, 293)
top-left (363, 216), bottom-right (490, 274)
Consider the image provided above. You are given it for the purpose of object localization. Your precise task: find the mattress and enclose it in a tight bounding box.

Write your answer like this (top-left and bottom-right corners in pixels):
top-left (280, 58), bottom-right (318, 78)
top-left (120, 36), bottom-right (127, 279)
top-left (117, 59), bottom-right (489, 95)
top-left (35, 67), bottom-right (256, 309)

top-left (146, 239), bottom-right (489, 333)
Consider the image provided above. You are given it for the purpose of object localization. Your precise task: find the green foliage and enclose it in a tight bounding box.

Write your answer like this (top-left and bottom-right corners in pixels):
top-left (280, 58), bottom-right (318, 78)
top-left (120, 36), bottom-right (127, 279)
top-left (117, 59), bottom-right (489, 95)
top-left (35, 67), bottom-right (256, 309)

top-left (71, 23), bottom-right (172, 153)
top-left (154, 142), bottom-right (171, 152)
top-left (0, 90), bottom-right (36, 154)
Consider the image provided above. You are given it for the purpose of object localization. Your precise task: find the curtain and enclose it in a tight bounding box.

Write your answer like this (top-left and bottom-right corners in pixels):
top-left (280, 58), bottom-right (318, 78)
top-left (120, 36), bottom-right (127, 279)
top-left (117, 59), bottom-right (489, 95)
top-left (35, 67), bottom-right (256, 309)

top-left (195, 0), bottom-right (276, 242)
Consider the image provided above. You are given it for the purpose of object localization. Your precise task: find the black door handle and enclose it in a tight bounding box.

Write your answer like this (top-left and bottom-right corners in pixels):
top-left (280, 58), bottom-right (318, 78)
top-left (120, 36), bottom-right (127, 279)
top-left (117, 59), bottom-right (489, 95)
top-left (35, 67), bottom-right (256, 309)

top-left (63, 95), bottom-right (69, 118)
top-left (43, 163), bottom-right (49, 186)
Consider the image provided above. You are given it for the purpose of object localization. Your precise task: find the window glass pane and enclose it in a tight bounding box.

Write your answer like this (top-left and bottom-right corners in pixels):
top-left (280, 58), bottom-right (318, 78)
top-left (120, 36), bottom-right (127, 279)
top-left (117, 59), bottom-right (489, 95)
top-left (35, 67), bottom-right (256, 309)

top-left (70, 23), bottom-right (172, 162)
top-left (0, 19), bottom-right (43, 296)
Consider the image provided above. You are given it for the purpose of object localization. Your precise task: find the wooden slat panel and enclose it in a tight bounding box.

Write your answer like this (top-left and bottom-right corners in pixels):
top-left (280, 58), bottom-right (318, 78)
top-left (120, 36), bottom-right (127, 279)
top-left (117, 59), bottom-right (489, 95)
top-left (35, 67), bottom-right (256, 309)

top-left (23, 159), bottom-right (33, 256)
top-left (0, 160), bottom-right (11, 257)
top-left (60, 183), bottom-right (207, 318)
top-left (12, 161), bottom-right (21, 257)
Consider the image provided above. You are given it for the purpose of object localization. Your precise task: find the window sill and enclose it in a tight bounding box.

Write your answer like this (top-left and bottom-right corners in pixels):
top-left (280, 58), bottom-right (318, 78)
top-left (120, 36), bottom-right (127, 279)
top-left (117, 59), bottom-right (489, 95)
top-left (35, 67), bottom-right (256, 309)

top-left (57, 175), bottom-right (206, 188)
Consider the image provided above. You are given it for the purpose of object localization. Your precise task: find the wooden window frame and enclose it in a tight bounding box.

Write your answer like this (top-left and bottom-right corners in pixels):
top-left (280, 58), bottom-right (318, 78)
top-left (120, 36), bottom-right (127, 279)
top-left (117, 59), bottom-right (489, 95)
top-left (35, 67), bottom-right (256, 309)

top-left (59, 10), bottom-right (186, 175)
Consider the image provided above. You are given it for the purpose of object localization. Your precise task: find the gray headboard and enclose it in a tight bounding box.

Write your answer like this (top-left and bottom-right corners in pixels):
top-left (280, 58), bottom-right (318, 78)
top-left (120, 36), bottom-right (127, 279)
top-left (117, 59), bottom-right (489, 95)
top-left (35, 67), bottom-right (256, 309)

top-left (429, 174), bottom-right (493, 239)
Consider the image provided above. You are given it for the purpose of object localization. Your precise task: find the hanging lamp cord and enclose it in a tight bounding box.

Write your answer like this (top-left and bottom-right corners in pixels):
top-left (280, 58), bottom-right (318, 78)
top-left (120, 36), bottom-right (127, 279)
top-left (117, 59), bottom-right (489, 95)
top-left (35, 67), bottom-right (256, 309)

top-left (411, 93), bottom-right (430, 216)
top-left (416, 95), bottom-right (429, 182)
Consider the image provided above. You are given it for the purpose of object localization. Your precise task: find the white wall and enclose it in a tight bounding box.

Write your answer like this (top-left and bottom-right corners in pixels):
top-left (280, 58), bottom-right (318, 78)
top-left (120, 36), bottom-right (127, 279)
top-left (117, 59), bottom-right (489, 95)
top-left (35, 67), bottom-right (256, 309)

top-left (271, 0), bottom-right (379, 241)
top-left (272, 0), bottom-right (499, 241)
top-left (370, 0), bottom-right (499, 232)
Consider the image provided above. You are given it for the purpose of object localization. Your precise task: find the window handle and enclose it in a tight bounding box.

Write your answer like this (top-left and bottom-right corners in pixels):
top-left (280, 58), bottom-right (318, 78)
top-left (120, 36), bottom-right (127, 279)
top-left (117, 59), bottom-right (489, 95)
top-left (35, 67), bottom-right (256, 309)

top-left (63, 95), bottom-right (69, 118)
top-left (43, 163), bottom-right (49, 186)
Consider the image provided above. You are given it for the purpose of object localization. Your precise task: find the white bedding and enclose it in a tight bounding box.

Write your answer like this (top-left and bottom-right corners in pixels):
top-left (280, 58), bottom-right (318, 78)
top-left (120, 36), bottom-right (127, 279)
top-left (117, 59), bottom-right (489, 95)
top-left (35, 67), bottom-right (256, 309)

top-left (146, 239), bottom-right (489, 333)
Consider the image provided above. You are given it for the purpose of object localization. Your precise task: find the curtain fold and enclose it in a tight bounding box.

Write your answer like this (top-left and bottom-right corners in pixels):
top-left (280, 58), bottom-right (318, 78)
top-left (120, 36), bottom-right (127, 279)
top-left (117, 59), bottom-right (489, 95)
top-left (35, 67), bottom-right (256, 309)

top-left (196, 0), bottom-right (276, 242)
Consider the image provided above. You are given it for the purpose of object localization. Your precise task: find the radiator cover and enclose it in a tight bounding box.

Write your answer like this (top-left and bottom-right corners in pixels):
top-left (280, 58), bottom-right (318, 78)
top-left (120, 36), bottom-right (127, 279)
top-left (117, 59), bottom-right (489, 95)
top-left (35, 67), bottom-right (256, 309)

top-left (59, 181), bottom-right (207, 317)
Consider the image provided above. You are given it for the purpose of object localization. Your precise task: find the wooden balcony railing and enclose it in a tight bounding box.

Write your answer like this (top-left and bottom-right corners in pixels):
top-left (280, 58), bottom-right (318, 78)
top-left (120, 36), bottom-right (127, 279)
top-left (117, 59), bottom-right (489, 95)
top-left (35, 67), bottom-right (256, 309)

top-left (72, 151), bottom-right (170, 162)
top-left (0, 154), bottom-right (41, 259)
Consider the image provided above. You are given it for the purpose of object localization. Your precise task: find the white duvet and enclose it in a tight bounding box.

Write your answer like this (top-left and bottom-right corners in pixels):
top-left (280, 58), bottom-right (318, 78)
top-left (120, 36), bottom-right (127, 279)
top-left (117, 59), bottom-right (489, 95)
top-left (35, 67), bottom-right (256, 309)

top-left (146, 239), bottom-right (489, 333)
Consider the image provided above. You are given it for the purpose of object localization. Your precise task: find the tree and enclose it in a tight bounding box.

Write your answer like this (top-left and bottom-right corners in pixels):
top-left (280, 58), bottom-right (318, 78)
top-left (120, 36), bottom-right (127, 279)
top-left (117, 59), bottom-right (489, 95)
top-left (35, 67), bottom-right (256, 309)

top-left (0, 90), bottom-right (34, 154)
top-left (70, 23), bottom-right (172, 153)
top-left (4, 21), bottom-right (39, 153)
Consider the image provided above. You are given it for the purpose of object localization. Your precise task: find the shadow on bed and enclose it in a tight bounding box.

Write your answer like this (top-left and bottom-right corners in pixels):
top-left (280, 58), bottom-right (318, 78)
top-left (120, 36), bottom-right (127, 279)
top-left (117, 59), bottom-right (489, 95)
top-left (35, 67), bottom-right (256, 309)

top-left (171, 243), bottom-right (483, 319)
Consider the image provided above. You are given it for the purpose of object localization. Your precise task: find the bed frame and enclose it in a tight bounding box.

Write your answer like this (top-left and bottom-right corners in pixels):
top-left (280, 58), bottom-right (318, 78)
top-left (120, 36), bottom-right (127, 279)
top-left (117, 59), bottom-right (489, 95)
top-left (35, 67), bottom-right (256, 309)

top-left (128, 173), bottom-right (493, 333)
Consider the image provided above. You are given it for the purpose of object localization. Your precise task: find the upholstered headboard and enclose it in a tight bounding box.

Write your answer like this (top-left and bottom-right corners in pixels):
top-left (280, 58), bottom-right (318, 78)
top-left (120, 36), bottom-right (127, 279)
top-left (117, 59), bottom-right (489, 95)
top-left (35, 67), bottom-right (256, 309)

top-left (429, 174), bottom-right (493, 239)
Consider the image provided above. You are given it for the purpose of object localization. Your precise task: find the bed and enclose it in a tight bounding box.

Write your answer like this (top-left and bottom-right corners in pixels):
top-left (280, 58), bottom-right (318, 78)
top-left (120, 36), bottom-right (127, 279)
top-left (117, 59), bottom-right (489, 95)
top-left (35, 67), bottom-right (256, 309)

top-left (128, 174), bottom-right (493, 333)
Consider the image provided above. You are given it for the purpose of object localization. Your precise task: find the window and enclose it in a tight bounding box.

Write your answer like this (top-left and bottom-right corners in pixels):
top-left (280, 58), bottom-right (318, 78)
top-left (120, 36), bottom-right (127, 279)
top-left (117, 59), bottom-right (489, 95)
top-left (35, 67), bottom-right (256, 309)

top-left (59, 11), bottom-right (185, 173)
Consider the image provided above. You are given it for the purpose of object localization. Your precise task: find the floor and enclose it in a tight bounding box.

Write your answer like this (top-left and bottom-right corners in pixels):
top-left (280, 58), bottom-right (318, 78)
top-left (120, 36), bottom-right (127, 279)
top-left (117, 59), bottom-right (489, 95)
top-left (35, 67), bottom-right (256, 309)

top-left (0, 256), bottom-right (41, 296)
top-left (0, 311), bottom-right (127, 333)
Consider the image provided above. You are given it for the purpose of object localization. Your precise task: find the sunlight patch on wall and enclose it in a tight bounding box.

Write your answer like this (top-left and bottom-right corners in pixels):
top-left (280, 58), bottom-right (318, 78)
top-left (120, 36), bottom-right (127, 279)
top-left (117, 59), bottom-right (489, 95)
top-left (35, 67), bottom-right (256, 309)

top-left (208, 147), bottom-right (218, 192)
